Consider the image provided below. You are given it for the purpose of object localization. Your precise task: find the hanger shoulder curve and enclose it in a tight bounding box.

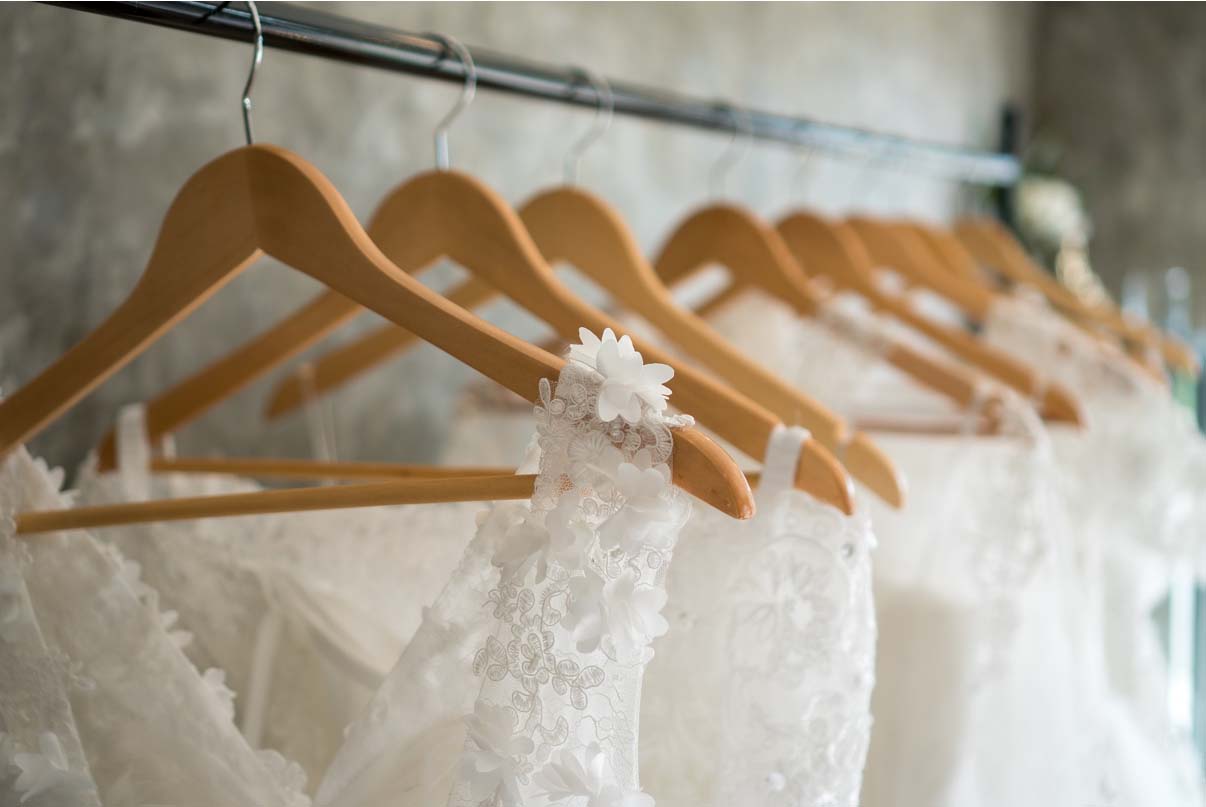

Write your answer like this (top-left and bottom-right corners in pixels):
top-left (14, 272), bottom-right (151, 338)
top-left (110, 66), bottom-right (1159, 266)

top-left (4, 143), bottom-right (751, 516)
top-left (776, 212), bottom-right (987, 409)
top-left (263, 278), bottom-right (498, 419)
top-left (845, 215), bottom-right (995, 321)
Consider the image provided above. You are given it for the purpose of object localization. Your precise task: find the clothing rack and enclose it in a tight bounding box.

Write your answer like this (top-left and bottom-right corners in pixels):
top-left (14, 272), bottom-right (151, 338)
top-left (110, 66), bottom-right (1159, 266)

top-left (49, 0), bottom-right (1021, 186)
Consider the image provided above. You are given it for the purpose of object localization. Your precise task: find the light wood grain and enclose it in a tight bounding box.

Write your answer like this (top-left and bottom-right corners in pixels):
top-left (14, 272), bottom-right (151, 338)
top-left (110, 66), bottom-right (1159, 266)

top-left (955, 217), bottom-right (1198, 377)
top-left (822, 215), bottom-right (1084, 425)
top-left (653, 204), bottom-right (905, 508)
top-left (2, 145), bottom-right (754, 520)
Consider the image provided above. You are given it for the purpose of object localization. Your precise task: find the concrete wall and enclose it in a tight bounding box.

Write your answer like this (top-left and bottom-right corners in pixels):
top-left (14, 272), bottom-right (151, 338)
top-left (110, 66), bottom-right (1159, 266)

top-left (1032, 3), bottom-right (1206, 325)
top-left (0, 2), bottom-right (1035, 472)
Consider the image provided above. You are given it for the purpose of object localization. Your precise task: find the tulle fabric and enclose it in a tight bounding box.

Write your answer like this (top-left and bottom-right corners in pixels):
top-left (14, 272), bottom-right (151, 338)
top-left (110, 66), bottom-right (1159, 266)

top-left (0, 447), bottom-right (308, 807)
top-left (75, 405), bottom-right (478, 786)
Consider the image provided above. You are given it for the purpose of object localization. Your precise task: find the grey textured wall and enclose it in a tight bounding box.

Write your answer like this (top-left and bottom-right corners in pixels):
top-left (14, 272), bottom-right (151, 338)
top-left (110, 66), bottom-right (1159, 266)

top-left (1032, 3), bottom-right (1206, 323)
top-left (1, 2), bottom-right (1034, 473)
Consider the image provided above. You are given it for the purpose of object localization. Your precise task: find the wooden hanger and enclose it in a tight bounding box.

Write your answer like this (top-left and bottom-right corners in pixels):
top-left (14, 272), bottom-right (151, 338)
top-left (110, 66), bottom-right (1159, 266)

top-left (85, 41), bottom-right (853, 514)
top-left (0, 144), bottom-right (754, 525)
top-left (776, 211), bottom-right (1084, 425)
top-left (649, 203), bottom-right (906, 504)
top-left (652, 204), bottom-right (1003, 421)
top-left (257, 187), bottom-right (915, 505)
top-left (20, 456), bottom-right (808, 537)
top-left (845, 216), bottom-right (999, 321)
top-left (523, 186), bottom-right (901, 505)
top-left (250, 168), bottom-right (855, 511)
top-left (954, 216), bottom-right (1199, 376)
top-left (900, 221), bottom-right (993, 286)
top-left (83, 164), bottom-right (855, 513)
top-left (912, 219), bottom-right (1168, 386)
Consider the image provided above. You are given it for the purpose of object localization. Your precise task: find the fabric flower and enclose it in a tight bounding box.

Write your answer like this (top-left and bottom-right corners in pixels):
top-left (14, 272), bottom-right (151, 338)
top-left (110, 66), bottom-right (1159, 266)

top-left (535, 742), bottom-right (655, 807)
top-left (493, 517), bottom-right (553, 584)
top-left (562, 569), bottom-right (669, 657)
top-left (567, 327), bottom-right (617, 370)
top-left (12, 732), bottom-right (92, 804)
top-left (567, 431), bottom-right (624, 488)
top-left (595, 338), bottom-right (673, 424)
top-left (494, 494), bottom-right (592, 584)
top-left (598, 451), bottom-right (677, 555)
top-left (568, 328), bottom-right (674, 423)
top-left (463, 702), bottom-right (535, 806)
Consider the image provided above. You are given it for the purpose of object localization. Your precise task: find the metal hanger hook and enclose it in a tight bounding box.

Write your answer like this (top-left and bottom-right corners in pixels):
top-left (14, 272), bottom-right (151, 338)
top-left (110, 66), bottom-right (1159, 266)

top-left (426, 33), bottom-right (477, 171)
top-left (240, 0), bottom-right (263, 146)
top-left (788, 143), bottom-right (817, 205)
top-left (708, 103), bottom-right (754, 199)
top-left (563, 68), bottom-right (614, 185)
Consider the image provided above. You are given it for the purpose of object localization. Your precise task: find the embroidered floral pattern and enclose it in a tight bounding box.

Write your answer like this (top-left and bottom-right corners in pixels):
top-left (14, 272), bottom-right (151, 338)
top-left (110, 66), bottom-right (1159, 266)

top-left (455, 330), bottom-right (690, 807)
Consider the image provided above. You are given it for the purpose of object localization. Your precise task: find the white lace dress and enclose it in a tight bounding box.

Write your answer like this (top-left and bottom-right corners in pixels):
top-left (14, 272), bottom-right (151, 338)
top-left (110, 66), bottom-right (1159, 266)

top-left (75, 405), bottom-right (479, 787)
top-left (315, 333), bottom-right (691, 807)
top-left (444, 335), bottom-right (882, 806)
top-left (5, 331), bottom-right (694, 807)
top-left (641, 425), bottom-right (877, 807)
top-left (701, 288), bottom-right (1136, 805)
top-left (0, 447), bottom-right (308, 807)
top-left (982, 290), bottom-right (1206, 805)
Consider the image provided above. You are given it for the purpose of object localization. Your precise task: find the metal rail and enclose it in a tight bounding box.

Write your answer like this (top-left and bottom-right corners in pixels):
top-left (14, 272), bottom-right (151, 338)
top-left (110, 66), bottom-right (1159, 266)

top-left (50, 1), bottom-right (1021, 184)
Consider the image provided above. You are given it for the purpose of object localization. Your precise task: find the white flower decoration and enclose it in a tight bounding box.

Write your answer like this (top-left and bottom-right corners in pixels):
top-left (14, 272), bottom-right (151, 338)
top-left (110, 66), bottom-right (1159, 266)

top-left (568, 329), bottom-right (673, 423)
top-left (12, 732), bottom-right (92, 804)
top-left (567, 431), bottom-right (624, 488)
top-left (493, 494), bottom-right (592, 584)
top-left (598, 450), bottom-right (678, 555)
top-left (562, 569), bottom-right (669, 657)
top-left (567, 327), bottom-right (617, 370)
top-left (535, 742), bottom-right (655, 807)
top-left (463, 702), bottom-right (535, 806)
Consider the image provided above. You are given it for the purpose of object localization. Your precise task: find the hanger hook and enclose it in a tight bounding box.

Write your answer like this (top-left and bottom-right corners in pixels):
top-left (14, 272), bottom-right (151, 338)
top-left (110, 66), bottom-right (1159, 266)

top-left (240, 0), bottom-right (263, 146)
top-left (708, 103), bottom-right (754, 199)
top-left (563, 68), bottom-right (614, 186)
top-left (426, 33), bottom-right (477, 171)
top-left (788, 143), bottom-right (817, 206)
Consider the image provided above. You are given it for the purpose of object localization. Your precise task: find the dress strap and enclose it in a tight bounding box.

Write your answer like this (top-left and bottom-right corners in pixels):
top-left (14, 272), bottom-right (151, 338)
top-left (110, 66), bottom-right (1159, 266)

top-left (758, 425), bottom-right (812, 499)
top-left (114, 403), bottom-right (152, 501)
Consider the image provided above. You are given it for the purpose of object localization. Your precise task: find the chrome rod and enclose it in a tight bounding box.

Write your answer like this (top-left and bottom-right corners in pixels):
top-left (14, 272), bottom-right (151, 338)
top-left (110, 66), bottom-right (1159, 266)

top-left (48, 1), bottom-right (1021, 185)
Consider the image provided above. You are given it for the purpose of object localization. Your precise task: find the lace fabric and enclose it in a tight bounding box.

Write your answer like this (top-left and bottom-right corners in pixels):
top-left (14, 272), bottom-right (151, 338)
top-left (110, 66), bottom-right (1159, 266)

top-left (318, 330), bottom-right (692, 807)
top-left (75, 406), bottom-right (480, 785)
top-left (982, 290), bottom-right (1206, 805)
top-left (0, 447), bottom-right (308, 807)
top-left (641, 426), bottom-right (877, 807)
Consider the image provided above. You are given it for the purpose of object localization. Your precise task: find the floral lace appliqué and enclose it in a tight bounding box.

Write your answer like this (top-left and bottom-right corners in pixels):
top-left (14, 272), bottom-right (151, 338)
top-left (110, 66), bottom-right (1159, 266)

top-left (455, 329), bottom-right (691, 807)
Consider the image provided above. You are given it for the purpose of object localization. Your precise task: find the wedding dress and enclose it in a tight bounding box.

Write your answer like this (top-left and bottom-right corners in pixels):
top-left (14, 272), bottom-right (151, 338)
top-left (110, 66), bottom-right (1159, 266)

top-left (0, 446), bottom-right (309, 807)
top-left (981, 289), bottom-right (1206, 804)
top-left (75, 405), bottom-right (479, 785)
top-left (700, 288), bottom-right (1129, 805)
top-left (640, 425), bottom-right (877, 807)
top-left (5, 329), bottom-right (696, 807)
top-left (315, 331), bottom-right (691, 807)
